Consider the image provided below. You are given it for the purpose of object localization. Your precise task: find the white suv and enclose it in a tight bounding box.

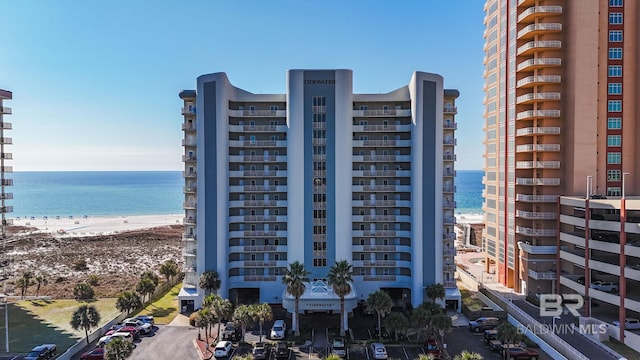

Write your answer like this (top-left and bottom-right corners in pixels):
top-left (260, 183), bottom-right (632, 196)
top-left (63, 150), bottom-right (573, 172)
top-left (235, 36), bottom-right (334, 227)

top-left (370, 342), bottom-right (388, 359)
top-left (270, 319), bottom-right (286, 339)
top-left (590, 281), bottom-right (619, 293)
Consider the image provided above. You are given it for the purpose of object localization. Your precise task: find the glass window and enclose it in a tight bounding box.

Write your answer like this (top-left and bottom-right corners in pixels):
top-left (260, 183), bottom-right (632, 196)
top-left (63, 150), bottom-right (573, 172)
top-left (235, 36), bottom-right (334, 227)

top-left (609, 0), bottom-right (623, 6)
top-left (609, 13), bottom-right (623, 24)
top-left (607, 152), bottom-right (621, 164)
top-left (607, 135), bottom-right (621, 146)
top-left (609, 48), bottom-right (623, 59)
top-left (609, 30), bottom-right (623, 42)
top-left (608, 118), bottom-right (622, 129)
top-left (607, 187), bottom-right (621, 197)
top-left (608, 170), bottom-right (621, 181)
top-left (608, 100), bottom-right (622, 112)
top-left (608, 65), bottom-right (622, 77)
top-left (608, 83), bottom-right (622, 94)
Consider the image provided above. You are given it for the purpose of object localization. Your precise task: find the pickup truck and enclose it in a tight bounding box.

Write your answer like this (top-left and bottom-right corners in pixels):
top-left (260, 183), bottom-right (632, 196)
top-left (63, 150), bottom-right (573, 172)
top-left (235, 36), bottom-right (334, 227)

top-left (502, 347), bottom-right (539, 360)
top-left (24, 344), bottom-right (57, 360)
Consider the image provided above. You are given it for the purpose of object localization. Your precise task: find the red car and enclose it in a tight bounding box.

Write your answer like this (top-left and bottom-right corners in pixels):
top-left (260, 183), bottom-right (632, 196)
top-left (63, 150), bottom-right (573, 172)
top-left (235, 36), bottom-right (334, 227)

top-left (117, 325), bottom-right (141, 339)
top-left (80, 347), bottom-right (104, 360)
top-left (502, 347), bottom-right (539, 360)
top-left (424, 338), bottom-right (442, 359)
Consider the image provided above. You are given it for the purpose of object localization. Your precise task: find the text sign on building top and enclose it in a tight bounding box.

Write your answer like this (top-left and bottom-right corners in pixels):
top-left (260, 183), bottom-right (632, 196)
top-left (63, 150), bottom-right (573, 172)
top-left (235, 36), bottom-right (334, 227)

top-left (304, 80), bottom-right (336, 85)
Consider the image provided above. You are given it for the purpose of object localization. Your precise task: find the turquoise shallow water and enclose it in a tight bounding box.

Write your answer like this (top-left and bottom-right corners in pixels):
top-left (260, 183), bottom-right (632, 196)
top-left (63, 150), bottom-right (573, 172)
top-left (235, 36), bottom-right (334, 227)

top-left (7, 170), bottom-right (483, 218)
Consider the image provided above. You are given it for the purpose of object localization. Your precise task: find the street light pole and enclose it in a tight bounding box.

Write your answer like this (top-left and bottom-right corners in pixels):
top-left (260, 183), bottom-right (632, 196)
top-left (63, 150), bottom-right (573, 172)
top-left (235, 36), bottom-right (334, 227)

top-left (622, 173), bottom-right (630, 199)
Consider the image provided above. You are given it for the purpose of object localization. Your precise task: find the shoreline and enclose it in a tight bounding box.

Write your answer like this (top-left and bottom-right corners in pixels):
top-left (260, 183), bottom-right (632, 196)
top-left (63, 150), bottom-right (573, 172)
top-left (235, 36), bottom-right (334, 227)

top-left (12, 214), bottom-right (184, 237)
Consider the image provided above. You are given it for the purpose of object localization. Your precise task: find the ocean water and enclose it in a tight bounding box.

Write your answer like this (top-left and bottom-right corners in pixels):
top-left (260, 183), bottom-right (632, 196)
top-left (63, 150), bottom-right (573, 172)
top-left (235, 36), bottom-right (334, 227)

top-left (7, 170), bottom-right (484, 218)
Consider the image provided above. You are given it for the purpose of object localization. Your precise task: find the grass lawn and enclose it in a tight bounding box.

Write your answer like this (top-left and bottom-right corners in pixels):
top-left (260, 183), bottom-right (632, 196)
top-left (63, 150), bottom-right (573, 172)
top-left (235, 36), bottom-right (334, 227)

top-left (0, 298), bottom-right (119, 353)
top-left (134, 282), bottom-right (181, 324)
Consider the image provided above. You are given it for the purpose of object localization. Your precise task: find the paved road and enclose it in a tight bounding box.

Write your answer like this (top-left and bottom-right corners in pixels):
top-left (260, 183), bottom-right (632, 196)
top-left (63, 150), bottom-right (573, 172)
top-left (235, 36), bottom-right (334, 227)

top-left (444, 327), bottom-right (553, 360)
top-left (129, 324), bottom-right (199, 360)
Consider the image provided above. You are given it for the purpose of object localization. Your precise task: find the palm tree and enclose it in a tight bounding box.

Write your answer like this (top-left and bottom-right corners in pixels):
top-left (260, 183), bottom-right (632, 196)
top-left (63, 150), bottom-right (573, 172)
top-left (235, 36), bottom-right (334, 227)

top-left (35, 274), bottom-right (47, 297)
top-left (16, 271), bottom-right (33, 299)
top-left (383, 312), bottom-right (409, 341)
top-left (365, 290), bottom-right (393, 340)
top-left (104, 337), bottom-right (135, 360)
top-left (136, 277), bottom-right (157, 303)
top-left (199, 270), bottom-right (221, 296)
top-left (159, 259), bottom-right (179, 286)
top-left (425, 283), bottom-right (446, 305)
top-left (233, 304), bottom-right (255, 342)
top-left (198, 308), bottom-right (213, 340)
top-left (497, 322), bottom-right (523, 360)
top-left (70, 304), bottom-right (101, 346)
top-left (213, 297), bottom-right (234, 340)
top-left (253, 303), bottom-right (273, 342)
top-left (428, 312), bottom-right (452, 345)
top-left (73, 283), bottom-right (95, 301)
top-left (410, 306), bottom-right (431, 340)
top-left (327, 260), bottom-right (353, 336)
top-left (141, 271), bottom-right (160, 286)
top-left (115, 291), bottom-right (142, 315)
top-left (453, 350), bottom-right (483, 360)
top-left (281, 261), bottom-right (309, 336)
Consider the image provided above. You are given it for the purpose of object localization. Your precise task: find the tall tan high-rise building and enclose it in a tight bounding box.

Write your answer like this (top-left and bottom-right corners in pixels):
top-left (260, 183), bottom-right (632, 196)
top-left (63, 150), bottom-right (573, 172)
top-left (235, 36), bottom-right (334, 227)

top-left (482, 0), bottom-right (638, 297)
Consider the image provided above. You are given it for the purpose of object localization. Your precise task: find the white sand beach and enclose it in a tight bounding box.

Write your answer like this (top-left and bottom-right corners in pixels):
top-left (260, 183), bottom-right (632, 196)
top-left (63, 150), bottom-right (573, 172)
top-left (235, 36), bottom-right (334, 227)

top-left (455, 213), bottom-right (484, 224)
top-left (12, 214), bottom-right (184, 237)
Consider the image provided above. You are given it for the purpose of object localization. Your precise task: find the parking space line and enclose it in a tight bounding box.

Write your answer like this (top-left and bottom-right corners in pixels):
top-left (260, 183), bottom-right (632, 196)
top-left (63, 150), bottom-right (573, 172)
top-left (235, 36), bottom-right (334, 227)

top-left (365, 346), bottom-right (370, 359)
top-left (402, 346), bottom-right (409, 359)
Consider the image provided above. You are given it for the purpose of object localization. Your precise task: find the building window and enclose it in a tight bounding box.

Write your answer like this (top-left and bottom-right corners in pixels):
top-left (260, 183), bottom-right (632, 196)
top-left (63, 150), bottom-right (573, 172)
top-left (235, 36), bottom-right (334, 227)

top-left (609, 30), bottom-right (623, 42)
top-left (608, 170), bottom-right (621, 181)
top-left (607, 187), bottom-right (621, 197)
top-left (608, 83), bottom-right (622, 95)
top-left (607, 135), bottom-right (621, 147)
top-left (607, 152), bottom-right (621, 164)
top-left (608, 100), bottom-right (622, 112)
top-left (609, 13), bottom-right (623, 24)
top-left (608, 117), bottom-right (622, 129)
top-left (609, 48), bottom-right (623, 59)
top-left (609, 0), bottom-right (623, 7)
top-left (608, 65), bottom-right (622, 77)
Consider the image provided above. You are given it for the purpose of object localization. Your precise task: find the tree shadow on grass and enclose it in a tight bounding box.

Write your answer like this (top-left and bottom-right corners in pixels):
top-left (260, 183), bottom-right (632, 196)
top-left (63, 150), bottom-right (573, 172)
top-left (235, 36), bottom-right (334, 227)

top-left (148, 306), bottom-right (177, 317)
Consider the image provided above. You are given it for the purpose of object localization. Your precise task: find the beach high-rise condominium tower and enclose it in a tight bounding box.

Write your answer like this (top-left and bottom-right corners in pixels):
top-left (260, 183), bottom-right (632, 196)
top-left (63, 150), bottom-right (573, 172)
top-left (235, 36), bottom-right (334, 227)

top-left (177, 70), bottom-right (460, 317)
top-left (0, 89), bottom-right (12, 285)
top-left (482, 0), bottom-right (639, 300)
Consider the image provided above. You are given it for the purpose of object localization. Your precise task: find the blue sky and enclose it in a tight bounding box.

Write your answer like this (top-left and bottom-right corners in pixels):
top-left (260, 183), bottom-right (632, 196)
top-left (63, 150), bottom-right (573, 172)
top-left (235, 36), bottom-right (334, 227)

top-left (1, 1), bottom-right (485, 171)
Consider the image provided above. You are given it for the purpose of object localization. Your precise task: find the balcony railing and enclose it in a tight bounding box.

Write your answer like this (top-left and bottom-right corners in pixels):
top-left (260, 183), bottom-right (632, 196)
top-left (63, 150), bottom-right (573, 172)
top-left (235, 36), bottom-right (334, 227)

top-left (516, 109), bottom-right (560, 120)
top-left (443, 121), bottom-right (457, 130)
top-left (516, 92), bottom-right (561, 104)
top-left (353, 109), bottom-right (411, 117)
top-left (516, 127), bottom-right (561, 136)
top-left (182, 155), bottom-right (197, 162)
top-left (518, 242), bottom-right (558, 255)
top-left (0, 122), bottom-right (12, 130)
top-left (517, 75), bottom-right (561, 87)
top-left (515, 177), bottom-right (560, 186)
top-left (444, 106), bottom-right (458, 114)
top-left (517, 6), bottom-right (563, 22)
top-left (517, 23), bottom-right (562, 38)
top-left (0, 138), bottom-right (12, 145)
top-left (182, 123), bottom-right (197, 131)
top-left (516, 57), bottom-right (561, 71)
top-left (516, 226), bottom-right (556, 237)
top-left (516, 194), bottom-right (558, 202)
top-left (515, 210), bottom-right (557, 220)
top-left (443, 154), bottom-right (456, 161)
top-left (363, 275), bottom-right (397, 281)
top-left (517, 40), bottom-right (562, 55)
top-left (0, 107), bottom-right (12, 115)
top-left (181, 107), bottom-right (196, 115)
top-left (515, 161), bottom-right (560, 169)
top-left (443, 170), bottom-right (456, 177)
top-left (0, 153), bottom-right (12, 160)
top-left (228, 109), bottom-right (286, 117)
top-left (528, 269), bottom-right (557, 280)
top-left (515, 144), bottom-right (561, 152)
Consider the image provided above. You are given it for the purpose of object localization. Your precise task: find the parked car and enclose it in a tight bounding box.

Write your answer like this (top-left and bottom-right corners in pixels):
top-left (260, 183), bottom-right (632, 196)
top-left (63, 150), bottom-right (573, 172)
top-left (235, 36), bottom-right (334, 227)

top-left (502, 347), bottom-right (539, 360)
top-left (468, 317), bottom-right (500, 332)
top-left (123, 319), bottom-right (153, 334)
top-left (116, 325), bottom-right (141, 339)
top-left (270, 319), bottom-right (287, 339)
top-left (222, 322), bottom-right (242, 341)
top-left (577, 276), bottom-right (585, 284)
top-left (423, 338), bottom-right (442, 359)
top-left (483, 329), bottom-right (498, 344)
top-left (80, 347), bottom-right (104, 360)
top-left (213, 340), bottom-right (233, 358)
top-left (590, 280), bottom-right (619, 293)
top-left (97, 332), bottom-right (134, 347)
top-left (369, 342), bottom-right (388, 360)
top-left (489, 339), bottom-right (504, 352)
top-left (252, 342), bottom-right (269, 360)
top-left (613, 318), bottom-right (640, 330)
top-left (24, 344), bottom-right (57, 360)
top-left (372, 325), bottom-right (390, 339)
top-left (274, 341), bottom-right (290, 359)
top-left (134, 315), bottom-right (155, 326)
top-left (331, 337), bottom-right (346, 358)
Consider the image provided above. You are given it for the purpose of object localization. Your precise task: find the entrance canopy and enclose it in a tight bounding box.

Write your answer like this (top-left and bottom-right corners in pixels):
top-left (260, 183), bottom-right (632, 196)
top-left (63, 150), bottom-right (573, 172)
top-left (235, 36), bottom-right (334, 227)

top-left (282, 279), bottom-right (358, 313)
top-left (445, 287), bottom-right (462, 312)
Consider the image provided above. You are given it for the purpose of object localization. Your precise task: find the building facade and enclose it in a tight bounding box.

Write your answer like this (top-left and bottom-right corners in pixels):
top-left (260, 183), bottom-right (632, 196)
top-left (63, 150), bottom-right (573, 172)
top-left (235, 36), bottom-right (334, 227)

top-left (482, 0), bottom-right (639, 298)
top-left (0, 89), bottom-right (12, 288)
top-left (178, 70), bottom-right (460, 315)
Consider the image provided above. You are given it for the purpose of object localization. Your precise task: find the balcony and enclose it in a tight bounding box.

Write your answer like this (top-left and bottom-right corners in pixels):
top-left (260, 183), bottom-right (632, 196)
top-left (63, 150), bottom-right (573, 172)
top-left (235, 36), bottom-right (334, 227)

top-left (443, 154), bottom-right (456, 161)
top-left (183, 186), bottom-right (197, 193)
top-left (443, 169), bottom-right (456, 177)
top-left (352, 170), bottom-right (412, 178)
top-left (0, 193), bottom-right (12, 200)
top-left (443, 248), bottom-right (457, 256)
top-left (227, 109), bottom-right (286, 117)
top-left (443, 233), bottom-right (456, 240)
top-left (182, 139), bottom-right (196, 147)
top-left (517, 41), bottom-right (562, 56)
top-left (515, 161), bottom-right (560, 169)
top-left (443, 200), bottom-right (456, 209)
top-left (516, 109), bottom-right (560, 120)
top-left (184, 216), bottom-right (197, 225)
top-left (182, 155), bottom-right (197, 162)
top-left (0, 153), bottom-right (11, 160)
top-left (228, 140), bottom-right (287, 147)
top-left (516, 58), bottom-right (561, 72)
top-left (516, 127), bottom-right (561, 136)
top-left (352, 109), bottom-right (411, 117)
top-left (518, 242), bottom-right (558, 255)
top-left (363, 275), bottom-right (397, 282)
top-left (443, 121), bottom-right (457, 130)
top-left (443, 138), bottom-right (457, 146)
top-left (353, 124), bottom-right (412, 132)
top-left (515, 177), bottom-right (560, 186)
top-left (516, 226), bottom-right (556, 237)
top-left (518, 6), bottom-right (563, 23)
top-left (515, 210), bottom-right (557, 220)
top-left (515, 144), bottom-right (561, 152)
top-left (528, 269), bottom-right (557, 280)
top-left (181, 107), bottom-right (196, 115)
top-left (0, 166), bottom-right (12, 173)
top-left (444, 106), bottom-right (457, 114)
top-left (443, 185), bottom-right (456, 193)
top-left (183, 171), bottom-right (197, 178)
top-left (443, 216), bottom-right (457, 225)
top-left (228, 124), bottom-right (287, 132)
top-left (516, 92), bottom-right (561, 104)
top-left (353, 185), bottom-right (412, 192)
top-left (0, 206), bottom-right (13, 213)
top-left (0, 107), bottom-right (12, 115)
top-left (517, 75), bottom-right (561, 88)
top-left (182, 248), bottom-right (196, 258)
top-left (228, 185), bottom-right (287, 193)
top-left (0, 138), bottom-right (12, 145)
top-left (353, 140), bottom-right (412, 147)
top-left (517, 23), bottom-right (562, 39)
top-left (0, 122), bottom-right (11, 130)
top-left (1, 179), bottom-right (12, 186)
top-left (241, 275), bottom-right (277, 282)
top-left (229, 155), bottom-right (287, 163)
top-left (352, 215), bottom-right (411, 223)
top-left (182, 122), bottom-right (197, 131)
top-left (444, 280), bottom-right (457, 288)
top-left (519, 193), bottom-right (559, 204)
top-left (443, 264), bottom-right (457, 272)
top-left (353, 155), bottom-right (412, 162)
top-left (183, 202), bottom-right (197, 209)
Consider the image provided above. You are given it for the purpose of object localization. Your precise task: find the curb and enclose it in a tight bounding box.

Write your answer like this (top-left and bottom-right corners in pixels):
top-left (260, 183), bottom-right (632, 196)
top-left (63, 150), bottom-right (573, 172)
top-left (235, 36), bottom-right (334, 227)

top-left (193, 338), bottom-right (212, 360)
